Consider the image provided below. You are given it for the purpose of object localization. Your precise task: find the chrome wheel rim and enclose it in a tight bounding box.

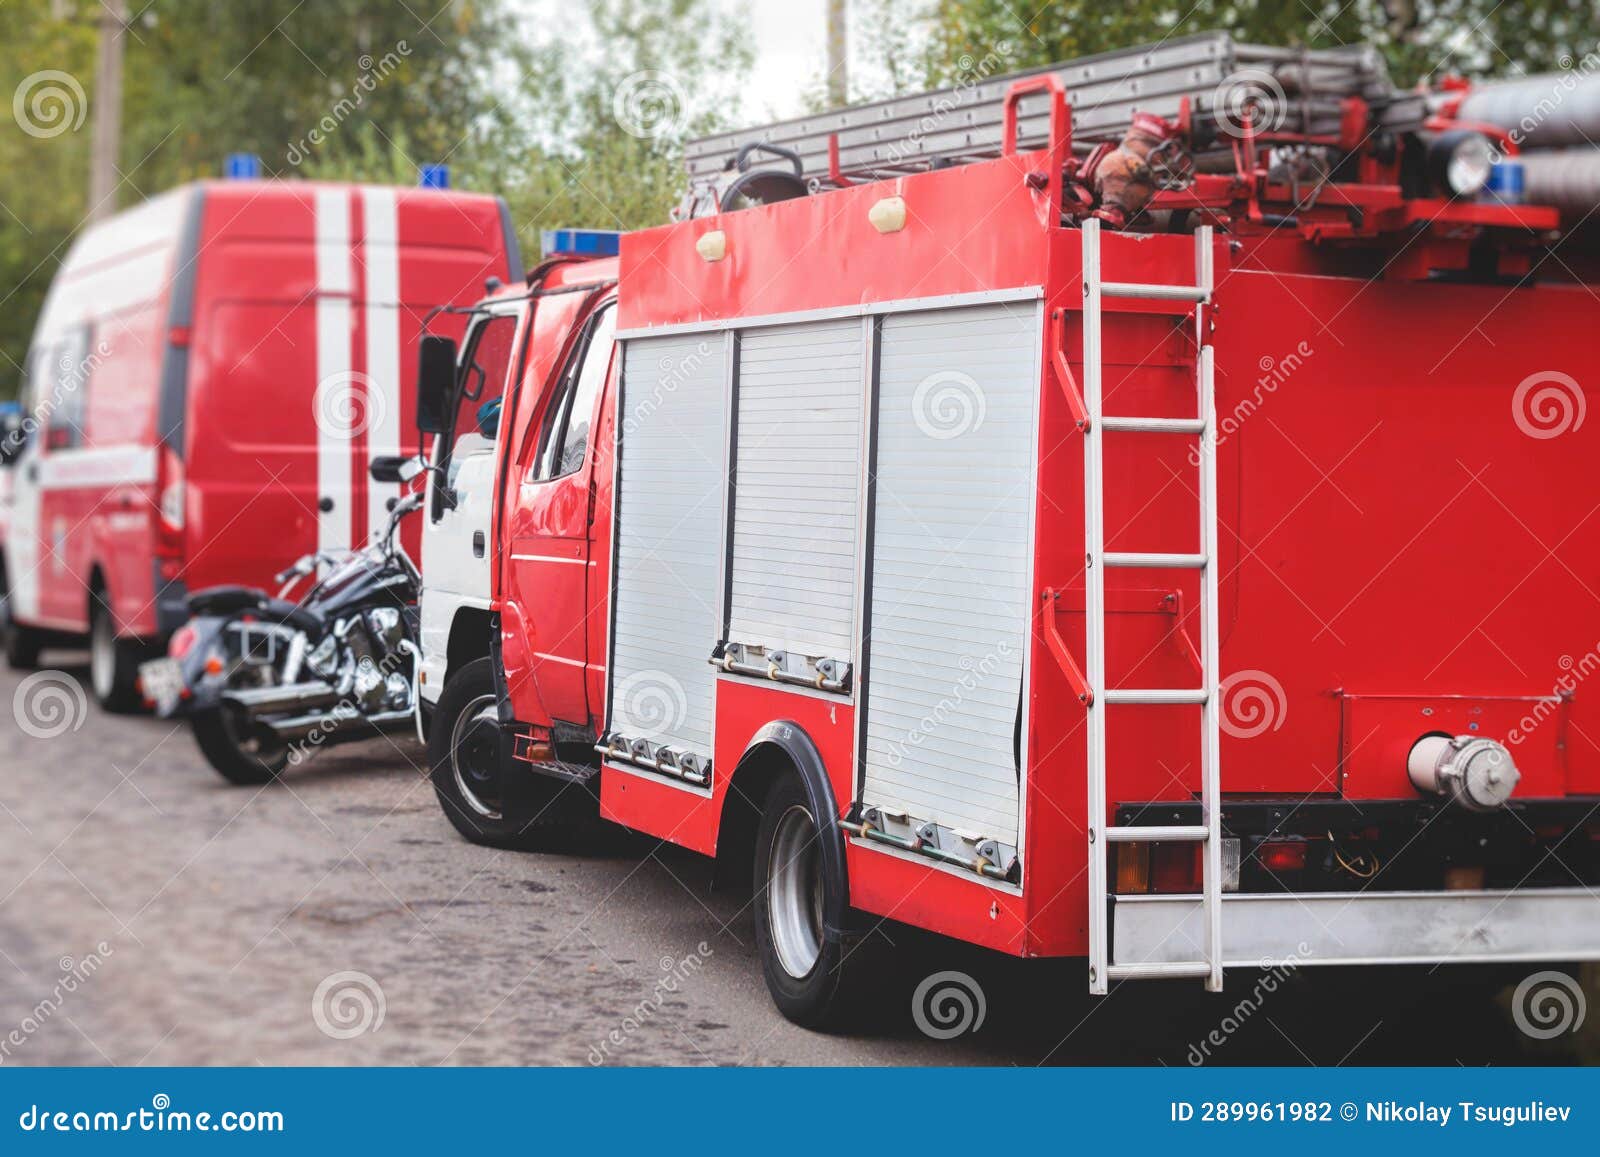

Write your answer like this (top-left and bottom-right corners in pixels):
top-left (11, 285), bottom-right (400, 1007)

top-left (768, 803), bottom-right (824, 979)
top-left (451, 693), bottom-right (503, 820)
top-left (89, 609), bottom-right (115, 700)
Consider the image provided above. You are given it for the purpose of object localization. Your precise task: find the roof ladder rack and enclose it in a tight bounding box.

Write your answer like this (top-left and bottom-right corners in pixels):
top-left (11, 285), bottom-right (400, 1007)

top-left (1081, 218), bottom-right (1224, 994)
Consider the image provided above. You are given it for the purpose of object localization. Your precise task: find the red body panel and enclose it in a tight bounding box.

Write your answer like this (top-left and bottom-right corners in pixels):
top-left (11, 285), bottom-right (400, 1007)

top-left (493, 152), bottom-right (1599, 960)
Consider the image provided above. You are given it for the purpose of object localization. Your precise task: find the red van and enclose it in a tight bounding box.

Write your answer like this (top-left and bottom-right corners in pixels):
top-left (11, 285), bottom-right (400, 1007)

top-left (0, 179), bottom-right (521, 709)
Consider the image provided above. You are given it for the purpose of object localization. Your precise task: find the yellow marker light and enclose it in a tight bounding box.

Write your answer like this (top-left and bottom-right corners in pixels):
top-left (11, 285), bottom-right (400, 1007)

top-left (868, 196), bottom-right (907, 234)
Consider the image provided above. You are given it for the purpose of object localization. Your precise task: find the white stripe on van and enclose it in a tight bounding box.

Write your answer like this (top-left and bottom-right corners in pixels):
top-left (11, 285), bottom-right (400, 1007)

top-left (361, 187), bottom-right (401, 544)
top-left (314, 188), bottom-right (352, 558)
top-left (35, 445), bottom-right (158, 490)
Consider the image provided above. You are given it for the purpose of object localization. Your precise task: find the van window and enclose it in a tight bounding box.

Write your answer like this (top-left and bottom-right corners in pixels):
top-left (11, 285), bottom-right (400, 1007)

top-left (45, 326), bottom-right (93, 451)
top-left (535, 305), bottom-right (616, 481)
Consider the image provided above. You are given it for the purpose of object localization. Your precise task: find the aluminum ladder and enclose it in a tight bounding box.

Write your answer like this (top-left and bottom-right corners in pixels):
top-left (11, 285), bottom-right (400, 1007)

top-left (1080, 218), bottom-right (1223, 994)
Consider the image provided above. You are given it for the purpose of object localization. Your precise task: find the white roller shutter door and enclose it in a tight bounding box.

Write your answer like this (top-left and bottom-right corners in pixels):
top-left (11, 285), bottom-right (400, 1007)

top-left (860, 302), bottom-right (1039, 846)
top-left (608, 334), bottom-right (728, 772)
top-left (727, 320), bottom-right (863, 665)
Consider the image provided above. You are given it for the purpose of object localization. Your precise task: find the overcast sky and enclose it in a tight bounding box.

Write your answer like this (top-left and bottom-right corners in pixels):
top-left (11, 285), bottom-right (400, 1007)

top-left (516, 0), bottom-right (835, 126)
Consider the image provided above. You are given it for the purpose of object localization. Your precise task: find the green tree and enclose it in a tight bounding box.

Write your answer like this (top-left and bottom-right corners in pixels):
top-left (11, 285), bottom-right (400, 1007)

top-left (0, 0), bottom-right (520, 389)
top-left (488, 0), bottom-right (756, 248)
top-left (925, 0), bottom-right (1598, 88)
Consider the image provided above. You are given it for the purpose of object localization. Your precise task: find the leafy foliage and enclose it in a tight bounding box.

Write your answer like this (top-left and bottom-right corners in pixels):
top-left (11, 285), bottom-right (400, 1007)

top-left (925, 0), bottom-right (1599, 89)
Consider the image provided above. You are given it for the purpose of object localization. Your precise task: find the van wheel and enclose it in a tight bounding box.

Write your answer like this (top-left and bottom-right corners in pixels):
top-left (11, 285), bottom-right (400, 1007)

top-left (4, 622), bottom-right (44, 669)
top-left (429, 658), bottom-right (577, 849)
top-left (88, 599), bottom-right (144, 713)
top-left (191, 705), bottom-right (291, 785)
top-left (752, 775), bottom-right (869, 1030)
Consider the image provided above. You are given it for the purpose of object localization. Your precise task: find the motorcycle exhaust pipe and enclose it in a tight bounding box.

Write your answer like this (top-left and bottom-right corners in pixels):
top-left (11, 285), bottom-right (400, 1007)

top-left (222, 681), bottom-right (343, 717)
top-left (264, 706), bottom-right (414, 745)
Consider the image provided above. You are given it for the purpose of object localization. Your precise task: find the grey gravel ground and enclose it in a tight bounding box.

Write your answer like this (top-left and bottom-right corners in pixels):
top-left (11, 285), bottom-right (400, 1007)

top-left (0, 656), bottom-right (1593, 1067)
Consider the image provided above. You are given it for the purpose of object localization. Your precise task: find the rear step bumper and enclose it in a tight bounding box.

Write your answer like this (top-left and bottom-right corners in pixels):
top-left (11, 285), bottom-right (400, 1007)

top-left (1113, 888), bottom-right (1600, 971)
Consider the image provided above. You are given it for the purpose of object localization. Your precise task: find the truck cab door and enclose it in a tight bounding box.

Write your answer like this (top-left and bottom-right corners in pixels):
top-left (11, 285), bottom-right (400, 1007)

top-left (419, 308), bottom-right (522, 702)
top-left (504, 302), bottom-right (617, 727)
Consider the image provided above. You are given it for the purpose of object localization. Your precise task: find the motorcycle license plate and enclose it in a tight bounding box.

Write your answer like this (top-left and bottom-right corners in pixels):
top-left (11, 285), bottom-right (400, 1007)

top-left (138, 658), bottom-right (186, 717)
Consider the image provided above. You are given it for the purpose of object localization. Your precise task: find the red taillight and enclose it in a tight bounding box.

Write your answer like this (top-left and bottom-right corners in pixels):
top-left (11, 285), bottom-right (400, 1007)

top-left (156, 445), bottom-right (186, 557)
top-left (1150, 843), bottom-right (1202, 893)
top-left (168, 624), bottom-right (197, 659)
top-left (1259, 839), bottom-right (1308, 873)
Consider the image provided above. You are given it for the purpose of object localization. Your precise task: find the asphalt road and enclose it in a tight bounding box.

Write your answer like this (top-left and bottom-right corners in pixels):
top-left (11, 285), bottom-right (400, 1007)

top-left (0, 656), bottom-right (1593, 1068)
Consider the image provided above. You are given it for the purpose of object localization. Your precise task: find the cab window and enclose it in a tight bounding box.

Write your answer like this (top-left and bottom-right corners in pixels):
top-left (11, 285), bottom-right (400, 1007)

top-left (534, 304), bottom-right (616, 481)
top-left (452, 313), bottom-right (517, 451)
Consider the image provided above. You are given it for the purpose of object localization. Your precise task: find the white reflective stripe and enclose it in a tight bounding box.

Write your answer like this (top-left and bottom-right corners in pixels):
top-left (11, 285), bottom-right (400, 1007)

top-left (362, 187), bottom-right (401, 543)
top-left (315, 189), bottom-right (352, 557)
top-left (35, 445), bottom-right (158, 490)
top-left (314, 188), bottom-right (352, 295)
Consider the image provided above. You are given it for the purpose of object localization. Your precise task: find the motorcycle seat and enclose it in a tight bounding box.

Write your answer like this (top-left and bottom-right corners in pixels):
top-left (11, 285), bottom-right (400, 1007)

top-left (188, 585), bottom-right (325, 634)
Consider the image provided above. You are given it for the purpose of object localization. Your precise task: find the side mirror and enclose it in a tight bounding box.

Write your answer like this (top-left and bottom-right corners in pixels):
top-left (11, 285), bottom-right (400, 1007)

top-left (370, 453), bottom-right (429, 484)
top-left (416, 335), bottom-right (457, 435)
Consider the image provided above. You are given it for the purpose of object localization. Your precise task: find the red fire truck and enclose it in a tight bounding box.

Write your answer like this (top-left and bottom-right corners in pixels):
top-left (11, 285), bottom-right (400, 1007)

top-left (1, 179), bottom-right (519, 710)
top-left (423, 35), bottom-right (1600, 1026)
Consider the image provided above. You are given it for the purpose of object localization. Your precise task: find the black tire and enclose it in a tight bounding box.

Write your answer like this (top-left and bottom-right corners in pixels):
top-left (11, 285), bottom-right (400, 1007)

top-left (428, 657), bottom-right (586, 849)
top-left (191, 704), bottom-right (291, 786)
top-left (88, 597), bottom-right (146, 713)
top-left (3, 621), bottom-right (44, 670)
top-left (752, 775), bottom-right (870, 1030)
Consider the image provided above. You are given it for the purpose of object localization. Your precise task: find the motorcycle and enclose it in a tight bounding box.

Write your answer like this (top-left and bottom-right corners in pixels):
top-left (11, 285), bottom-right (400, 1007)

top-left (140, 455), bottom-right (432, 784)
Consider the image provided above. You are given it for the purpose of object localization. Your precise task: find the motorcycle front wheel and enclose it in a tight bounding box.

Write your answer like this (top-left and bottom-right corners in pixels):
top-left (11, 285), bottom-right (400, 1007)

top-left (192, 703), bottom-right (292, 785)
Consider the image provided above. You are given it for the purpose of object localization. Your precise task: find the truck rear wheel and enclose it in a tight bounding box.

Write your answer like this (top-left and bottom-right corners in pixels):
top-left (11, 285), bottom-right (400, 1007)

top-left (752, 775), bottom-right (870, 1030)
top-left (88, 599), bottom-right (146, 713)
top-left (428, 658), bottom-right (580, 850)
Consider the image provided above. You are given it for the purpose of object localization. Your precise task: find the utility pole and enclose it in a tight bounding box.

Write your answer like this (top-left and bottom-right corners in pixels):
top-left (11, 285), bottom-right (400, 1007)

top-left (88, 0), bottom-right (127, 221)
top-left (826, 0), bottom-right (848, 108)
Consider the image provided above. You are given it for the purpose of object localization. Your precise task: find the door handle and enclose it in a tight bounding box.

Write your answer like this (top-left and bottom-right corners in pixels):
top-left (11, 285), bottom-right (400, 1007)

top-left (472, 530), bottom-right (485, 558)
